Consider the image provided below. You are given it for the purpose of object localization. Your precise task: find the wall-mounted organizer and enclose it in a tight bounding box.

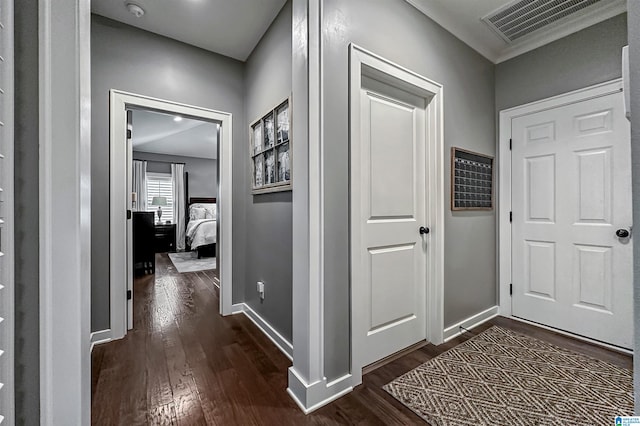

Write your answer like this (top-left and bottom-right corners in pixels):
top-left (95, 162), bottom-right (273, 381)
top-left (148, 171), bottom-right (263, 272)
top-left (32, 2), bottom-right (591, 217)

top-left (250, 97), bottom-right (291, 194)
top-left (451, 147), bottom-right (494, 211)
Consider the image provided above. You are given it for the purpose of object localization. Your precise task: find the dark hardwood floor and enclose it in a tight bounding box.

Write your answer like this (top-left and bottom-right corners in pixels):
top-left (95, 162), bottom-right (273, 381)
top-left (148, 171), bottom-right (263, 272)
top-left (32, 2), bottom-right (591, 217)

top-left (92, 253), bottom-right (632, 425)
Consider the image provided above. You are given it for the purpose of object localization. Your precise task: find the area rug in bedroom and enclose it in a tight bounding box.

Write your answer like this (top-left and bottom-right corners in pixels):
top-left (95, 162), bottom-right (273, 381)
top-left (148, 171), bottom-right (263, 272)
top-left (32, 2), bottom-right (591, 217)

top-left (383, 326), bottom-right (633, 426)
top-left (168, 251), bottom-right (216, 273)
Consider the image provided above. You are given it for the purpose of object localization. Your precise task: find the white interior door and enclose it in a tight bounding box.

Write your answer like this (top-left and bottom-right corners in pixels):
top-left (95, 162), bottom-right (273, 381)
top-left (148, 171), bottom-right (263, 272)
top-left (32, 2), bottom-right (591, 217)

top-left (511, 90), bottom-right (632, 349)
top-left (354, 75), bottom-right (428, 368)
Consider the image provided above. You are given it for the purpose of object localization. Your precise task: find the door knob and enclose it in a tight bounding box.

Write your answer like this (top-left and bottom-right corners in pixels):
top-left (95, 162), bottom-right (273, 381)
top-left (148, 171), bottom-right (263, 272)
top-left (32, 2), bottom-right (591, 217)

top-left (616, 228), bottom-right (631, 238)
top-left (419, 226), bottom-right (430, 235)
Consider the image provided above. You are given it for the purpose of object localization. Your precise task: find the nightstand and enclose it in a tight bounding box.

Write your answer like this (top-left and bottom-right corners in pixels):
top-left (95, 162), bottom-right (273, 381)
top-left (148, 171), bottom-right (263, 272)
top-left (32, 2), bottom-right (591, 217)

top-left (154, 223), bottom-right (176, 253)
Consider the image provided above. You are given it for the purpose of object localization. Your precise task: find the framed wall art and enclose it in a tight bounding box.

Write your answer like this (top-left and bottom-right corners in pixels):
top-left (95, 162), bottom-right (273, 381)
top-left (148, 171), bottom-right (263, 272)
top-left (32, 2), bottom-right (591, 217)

top-left (250, 97), bottom-right (291, 194)
top-left (451, 147), bottom-right (493, 211)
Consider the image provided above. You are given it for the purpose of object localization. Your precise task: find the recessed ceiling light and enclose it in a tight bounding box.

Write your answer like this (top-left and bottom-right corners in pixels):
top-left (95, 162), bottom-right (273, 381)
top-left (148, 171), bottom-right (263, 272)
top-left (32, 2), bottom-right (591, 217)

top-left (126, 2), bottom-right (145, 18)
top-left (173, 116), bottom-right (183, 122)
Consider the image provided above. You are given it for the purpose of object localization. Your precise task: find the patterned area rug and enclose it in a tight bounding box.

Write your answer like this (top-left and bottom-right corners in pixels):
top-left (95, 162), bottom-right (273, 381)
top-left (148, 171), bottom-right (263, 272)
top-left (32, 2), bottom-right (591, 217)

top-left (383, 326), bottom-right (633, 425)
top-left (168, 251), bottom-right (216, 273)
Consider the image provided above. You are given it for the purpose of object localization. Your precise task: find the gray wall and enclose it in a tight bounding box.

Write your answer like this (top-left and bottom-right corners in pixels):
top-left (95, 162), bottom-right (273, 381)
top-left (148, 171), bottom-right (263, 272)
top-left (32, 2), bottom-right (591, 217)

top-left (244, 2), bottom-right (293, 341)
top-left (91, 15), bottom-right (247, 331)
top-left (321, 0), bottom-right (496, 379)
top-left (15, 1), bottom-right (41, 423)
top-left (628, 0), bottom-right (640, 413)
top-left (496, 14), bottom-right (628, 111)
top-left (132, 151), bottom-right (218, 199)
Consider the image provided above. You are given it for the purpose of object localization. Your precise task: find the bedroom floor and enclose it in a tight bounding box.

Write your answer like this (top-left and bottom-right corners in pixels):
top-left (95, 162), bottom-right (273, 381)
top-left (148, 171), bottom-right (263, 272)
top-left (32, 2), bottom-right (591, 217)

top-left (90, 253), bottom-right (631, 425)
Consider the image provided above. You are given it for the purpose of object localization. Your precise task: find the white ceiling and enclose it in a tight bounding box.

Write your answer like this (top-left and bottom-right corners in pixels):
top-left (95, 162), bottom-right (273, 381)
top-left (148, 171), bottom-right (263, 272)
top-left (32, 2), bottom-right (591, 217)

top-left (132, 109), bottom-right (218, 159)
top-left (92, 0), bottom-right (627, 66)
top-left (405, 0), bottom-right (627, 63)
top-left (91, 0), bottom-right (288, 61)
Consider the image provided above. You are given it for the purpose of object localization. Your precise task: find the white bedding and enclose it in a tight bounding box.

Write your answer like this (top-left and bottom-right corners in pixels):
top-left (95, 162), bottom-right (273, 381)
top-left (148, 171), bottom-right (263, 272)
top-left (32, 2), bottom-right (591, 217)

top-left (186, 218), bottom-right (217, 250)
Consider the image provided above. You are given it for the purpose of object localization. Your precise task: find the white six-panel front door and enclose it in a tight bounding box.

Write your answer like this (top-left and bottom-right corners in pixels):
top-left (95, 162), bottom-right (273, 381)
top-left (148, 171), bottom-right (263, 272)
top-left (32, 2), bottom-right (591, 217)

top-left (511, 90), bottom-right (632, 349)
top-left (355, 75), bottom-right (428, 367)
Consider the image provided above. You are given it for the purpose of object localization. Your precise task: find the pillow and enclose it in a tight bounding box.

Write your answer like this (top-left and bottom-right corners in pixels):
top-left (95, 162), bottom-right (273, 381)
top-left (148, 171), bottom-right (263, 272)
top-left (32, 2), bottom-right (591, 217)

top-left (204, 204), bottom-right (217, 219)
top-left (190, 207), bottom-right (206, 221)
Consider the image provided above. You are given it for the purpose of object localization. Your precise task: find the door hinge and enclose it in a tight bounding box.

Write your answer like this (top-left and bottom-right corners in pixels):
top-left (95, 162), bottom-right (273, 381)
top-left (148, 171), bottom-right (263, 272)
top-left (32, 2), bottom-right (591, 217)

top-left (127, 290), bottom-right (132, 300)
top-left (127, 129), bottom-right (132, 139)
top-left (509, 211), bottom-right (512, 223)
top-left (509, 138), bottom-right (512, 150)
top-left (127, 209), bottom-right (132, 220)
top-left (510, 283), bottom-right (513, 296)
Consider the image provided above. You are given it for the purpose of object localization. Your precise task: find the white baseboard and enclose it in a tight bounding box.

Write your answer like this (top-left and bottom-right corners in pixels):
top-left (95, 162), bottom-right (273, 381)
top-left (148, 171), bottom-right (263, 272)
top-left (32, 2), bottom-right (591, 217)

top-left (90, 329), bottom-right (112, 352)
top-left (287, 368), bottom-right (354, 414)
top-left (231, 303), bottom-right (244, 315)
top-left (232, 303), bottom-right (293, 360)
top-left (443, 306), bottom-right (499, 342)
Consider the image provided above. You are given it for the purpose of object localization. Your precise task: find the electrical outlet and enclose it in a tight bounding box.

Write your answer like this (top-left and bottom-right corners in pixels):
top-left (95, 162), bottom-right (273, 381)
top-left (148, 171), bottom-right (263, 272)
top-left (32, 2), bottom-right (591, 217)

top-left (257, 281), bottom-right (265, 300)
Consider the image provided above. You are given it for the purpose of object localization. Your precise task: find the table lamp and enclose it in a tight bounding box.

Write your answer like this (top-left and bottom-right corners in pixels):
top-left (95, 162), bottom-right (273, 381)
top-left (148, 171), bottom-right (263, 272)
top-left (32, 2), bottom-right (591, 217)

top-left (151, 196), bottom-right (167, 223)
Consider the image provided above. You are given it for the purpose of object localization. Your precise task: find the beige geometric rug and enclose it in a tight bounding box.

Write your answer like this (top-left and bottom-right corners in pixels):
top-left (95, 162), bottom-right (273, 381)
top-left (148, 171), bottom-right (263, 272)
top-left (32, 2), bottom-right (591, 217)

top-left (383, 326), bottom-right (633, 425)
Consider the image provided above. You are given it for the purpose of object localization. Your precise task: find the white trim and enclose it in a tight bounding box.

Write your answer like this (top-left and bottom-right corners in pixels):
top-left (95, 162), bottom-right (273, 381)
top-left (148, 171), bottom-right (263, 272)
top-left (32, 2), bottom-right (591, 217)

top-left (231, 303), bottom-right (244, 315)
top-left (232, 303), bottom-right (293, 360)
top-left (289, 0), bottom-right (330, 412)
top-left (349, 44), bottom-right (445, 387)
top-left (287, 369), bottom-right (353, 415)
top-left (498, 80), bottom-right (624, 326)
top-left (39, 0), bottom-right (92, 424)
top-left (443, 306), bottom-right (499, 343)
top-left (109, 90), bottom-right (234, 341)
top-left (0, 0), bottom-right (15, 422)
top-left (90, 329), bottom-right (112, 352)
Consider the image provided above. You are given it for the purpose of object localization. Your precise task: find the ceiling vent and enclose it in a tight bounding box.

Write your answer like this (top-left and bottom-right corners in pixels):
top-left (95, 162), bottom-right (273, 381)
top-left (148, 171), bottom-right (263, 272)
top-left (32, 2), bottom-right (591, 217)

top-left (482, 0), bottom-right (603, 43)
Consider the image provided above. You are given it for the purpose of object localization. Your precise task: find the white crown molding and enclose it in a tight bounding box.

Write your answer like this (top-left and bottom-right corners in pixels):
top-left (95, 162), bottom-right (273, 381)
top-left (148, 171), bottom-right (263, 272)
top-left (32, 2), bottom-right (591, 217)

top-left (405, 0), bottom-right (627, 65)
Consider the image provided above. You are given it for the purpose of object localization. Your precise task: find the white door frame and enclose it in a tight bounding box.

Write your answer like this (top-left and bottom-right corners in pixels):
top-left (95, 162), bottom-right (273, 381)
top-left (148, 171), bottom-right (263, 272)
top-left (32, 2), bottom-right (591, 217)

top-left (349, 44), bottom-right (445, 386)
top-left (498, 79), bottom-right (626, 324)
top-left (109, 90), bottom-right (234, 340)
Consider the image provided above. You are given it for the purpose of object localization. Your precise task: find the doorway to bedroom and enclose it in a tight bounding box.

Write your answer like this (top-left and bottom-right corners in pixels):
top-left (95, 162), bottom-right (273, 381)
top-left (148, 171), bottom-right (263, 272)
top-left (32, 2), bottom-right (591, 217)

top-left (108, 91), bottom-right (234, 340)
top-left (131, 109), bottom-right (219, 274)
top-left (130, 107), bottom-right (220, 320)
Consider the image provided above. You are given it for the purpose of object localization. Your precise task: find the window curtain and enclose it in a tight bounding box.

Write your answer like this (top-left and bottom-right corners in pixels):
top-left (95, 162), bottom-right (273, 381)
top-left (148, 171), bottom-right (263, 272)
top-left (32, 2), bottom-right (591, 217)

top-left (171, 163), bottom-right (186, 251)
top-left (132, 160), bottom-right (147, 212)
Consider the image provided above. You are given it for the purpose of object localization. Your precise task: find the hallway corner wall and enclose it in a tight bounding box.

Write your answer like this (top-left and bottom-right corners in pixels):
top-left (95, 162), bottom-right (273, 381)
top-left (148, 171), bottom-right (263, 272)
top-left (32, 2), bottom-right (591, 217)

top-left (243, 1), bottom-right (293, 342)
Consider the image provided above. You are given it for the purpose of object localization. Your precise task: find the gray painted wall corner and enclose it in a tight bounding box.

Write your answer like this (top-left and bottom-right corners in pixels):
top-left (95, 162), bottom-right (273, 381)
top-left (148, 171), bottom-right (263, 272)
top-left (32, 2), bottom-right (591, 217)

top-left (243, 1), bottom-right (293, 342)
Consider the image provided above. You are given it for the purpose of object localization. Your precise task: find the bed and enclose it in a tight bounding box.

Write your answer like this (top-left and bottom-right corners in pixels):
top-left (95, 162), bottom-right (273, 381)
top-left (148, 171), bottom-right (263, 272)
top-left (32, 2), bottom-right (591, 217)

top-left (185, 197), bottom-right (217, 258)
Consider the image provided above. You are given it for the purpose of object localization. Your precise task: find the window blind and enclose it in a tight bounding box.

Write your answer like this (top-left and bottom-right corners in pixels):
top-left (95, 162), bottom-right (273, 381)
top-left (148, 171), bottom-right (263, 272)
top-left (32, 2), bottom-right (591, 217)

top-left (146, 172), bottom-right (174, 224)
